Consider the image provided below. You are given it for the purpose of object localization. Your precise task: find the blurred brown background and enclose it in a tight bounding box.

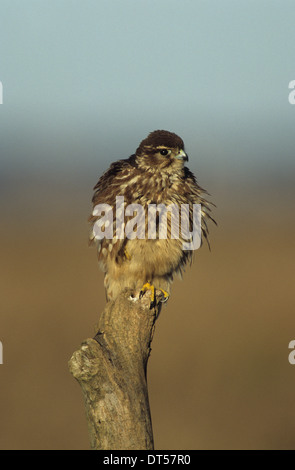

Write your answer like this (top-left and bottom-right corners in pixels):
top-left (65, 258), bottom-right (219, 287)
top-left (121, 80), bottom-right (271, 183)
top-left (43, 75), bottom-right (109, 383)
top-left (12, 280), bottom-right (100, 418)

top-left (1, 181), bottom-right (295, 450)
top-left (1, 0), bottom-right (295, 450)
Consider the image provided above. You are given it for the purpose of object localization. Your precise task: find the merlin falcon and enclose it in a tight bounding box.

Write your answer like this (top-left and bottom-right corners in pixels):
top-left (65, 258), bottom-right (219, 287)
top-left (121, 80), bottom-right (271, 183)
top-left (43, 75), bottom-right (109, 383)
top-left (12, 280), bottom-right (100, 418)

top-left (89, 130), bottom-right (215, 306)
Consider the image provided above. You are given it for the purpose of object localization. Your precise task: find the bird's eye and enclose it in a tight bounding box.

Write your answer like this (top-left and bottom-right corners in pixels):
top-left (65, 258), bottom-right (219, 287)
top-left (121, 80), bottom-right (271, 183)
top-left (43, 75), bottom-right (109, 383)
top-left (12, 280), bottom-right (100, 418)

top-left (159, 149), bottom-right (169, 156)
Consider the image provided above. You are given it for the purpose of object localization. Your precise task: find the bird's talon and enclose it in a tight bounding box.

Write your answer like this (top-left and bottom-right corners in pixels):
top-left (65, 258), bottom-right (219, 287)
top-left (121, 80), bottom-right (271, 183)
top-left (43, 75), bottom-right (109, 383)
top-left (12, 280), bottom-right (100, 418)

top-left (139, 283), bottom-right (169, 307)
top-left (159, 289), bottom-right (170, 302)
top-left (139, 282), bottom-right (155, 306)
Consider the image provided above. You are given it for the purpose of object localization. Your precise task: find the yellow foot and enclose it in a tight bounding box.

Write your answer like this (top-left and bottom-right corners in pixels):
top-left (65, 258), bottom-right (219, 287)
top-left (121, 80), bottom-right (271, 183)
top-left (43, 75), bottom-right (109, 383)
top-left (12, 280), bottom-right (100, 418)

top-left (139, 283), bottom-right (170, 307)
top-left (139, 282), bottom-right (155, 306)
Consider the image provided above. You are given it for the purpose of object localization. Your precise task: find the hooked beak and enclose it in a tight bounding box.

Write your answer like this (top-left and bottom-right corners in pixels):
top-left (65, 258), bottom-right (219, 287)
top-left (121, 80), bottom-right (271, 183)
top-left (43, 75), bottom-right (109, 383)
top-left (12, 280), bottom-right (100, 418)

top-left (175, 149), bottom-right (188, 162)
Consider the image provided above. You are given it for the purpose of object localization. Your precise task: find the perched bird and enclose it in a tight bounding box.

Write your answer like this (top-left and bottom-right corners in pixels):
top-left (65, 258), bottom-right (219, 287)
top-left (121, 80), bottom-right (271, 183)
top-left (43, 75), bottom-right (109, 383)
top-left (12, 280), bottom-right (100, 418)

top-left (89, 130), bottom-right (215, 306)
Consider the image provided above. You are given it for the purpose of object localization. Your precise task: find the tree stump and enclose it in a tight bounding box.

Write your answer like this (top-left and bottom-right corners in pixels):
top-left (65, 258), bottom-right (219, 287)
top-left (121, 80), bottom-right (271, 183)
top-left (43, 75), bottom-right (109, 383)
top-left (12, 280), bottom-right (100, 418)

top-left (68, 288), bottom-right (163, 450)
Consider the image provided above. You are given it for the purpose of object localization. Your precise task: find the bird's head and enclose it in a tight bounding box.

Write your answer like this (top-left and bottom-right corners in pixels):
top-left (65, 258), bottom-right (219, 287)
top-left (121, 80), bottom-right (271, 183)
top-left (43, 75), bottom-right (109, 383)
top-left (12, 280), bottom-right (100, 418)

top-left (135, 130), bottom-right (188, 172)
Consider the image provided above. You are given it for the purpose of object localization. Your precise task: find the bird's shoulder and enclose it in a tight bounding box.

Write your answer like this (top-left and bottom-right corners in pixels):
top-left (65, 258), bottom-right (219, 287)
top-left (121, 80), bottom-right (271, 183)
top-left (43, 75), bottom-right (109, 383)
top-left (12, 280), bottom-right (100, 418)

top-left (93, 154), bottom-right (138, 190)
top-left (91, 154), bottom-right (139, 205)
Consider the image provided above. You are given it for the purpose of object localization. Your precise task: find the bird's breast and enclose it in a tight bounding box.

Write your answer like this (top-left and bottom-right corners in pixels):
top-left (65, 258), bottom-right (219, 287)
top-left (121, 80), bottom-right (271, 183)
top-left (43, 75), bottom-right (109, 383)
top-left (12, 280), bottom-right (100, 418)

top-left (125, 238), bottom-right (183, 278)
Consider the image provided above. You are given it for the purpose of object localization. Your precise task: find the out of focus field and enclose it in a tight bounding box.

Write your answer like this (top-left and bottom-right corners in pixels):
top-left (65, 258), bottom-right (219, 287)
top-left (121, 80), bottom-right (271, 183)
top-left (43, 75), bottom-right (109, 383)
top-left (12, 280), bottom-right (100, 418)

top-left (1, 187), bottom-right (294, 449)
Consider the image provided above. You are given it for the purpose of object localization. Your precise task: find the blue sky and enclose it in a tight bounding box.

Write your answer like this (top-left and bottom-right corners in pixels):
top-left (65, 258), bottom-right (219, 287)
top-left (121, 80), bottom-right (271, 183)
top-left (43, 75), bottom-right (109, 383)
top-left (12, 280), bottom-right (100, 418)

top-left (0, 0), bottom-right (295, 186)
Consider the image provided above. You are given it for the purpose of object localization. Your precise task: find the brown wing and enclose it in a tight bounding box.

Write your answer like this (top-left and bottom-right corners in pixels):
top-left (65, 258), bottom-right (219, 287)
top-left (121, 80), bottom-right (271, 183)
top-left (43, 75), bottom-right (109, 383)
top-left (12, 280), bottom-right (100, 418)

top-left (182, 167), bottom-right (216, 250)
top-left (88, 155), bottom-right (143, 270)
